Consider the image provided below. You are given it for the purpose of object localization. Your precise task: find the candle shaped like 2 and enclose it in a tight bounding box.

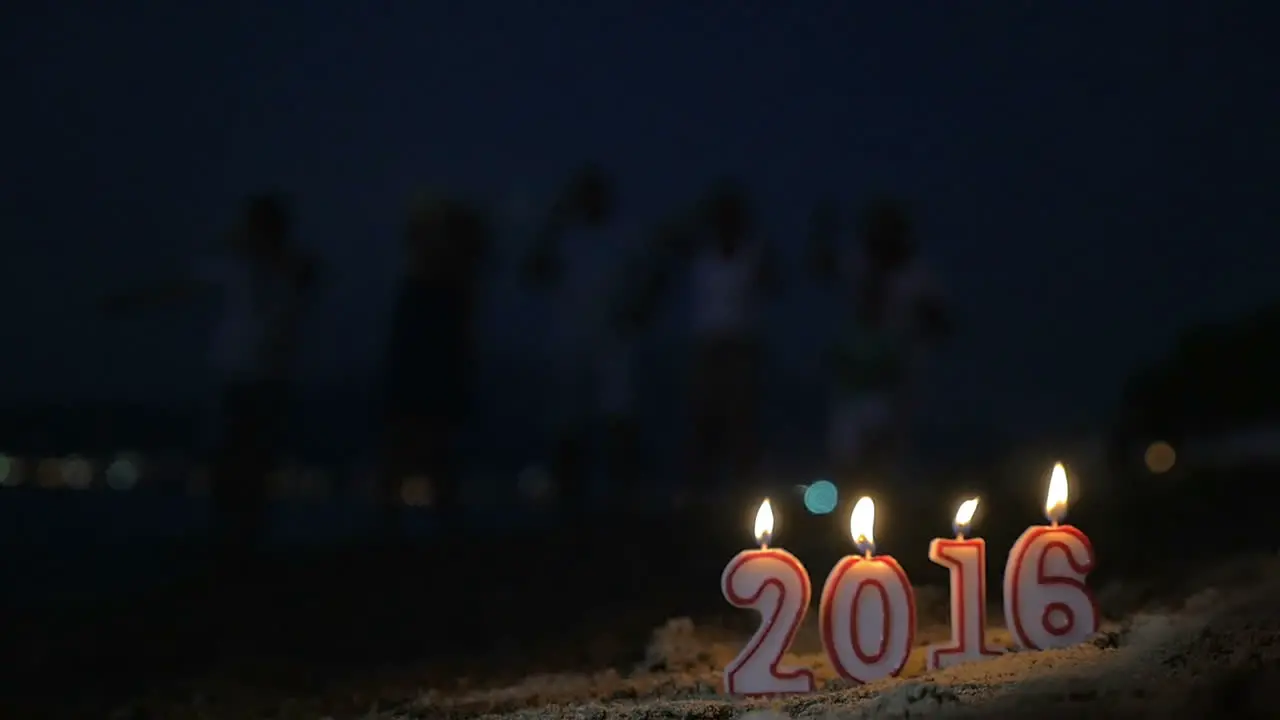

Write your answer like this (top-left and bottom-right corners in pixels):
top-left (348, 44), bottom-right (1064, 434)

top-left (820, 497), bottom-right (917, 683)
top-left (926, 498), bottom-right (1002, 670)
top-left (721, 500), bottom-right (816, 695)
top-left (1002, 463), bottom-right (1100, 650)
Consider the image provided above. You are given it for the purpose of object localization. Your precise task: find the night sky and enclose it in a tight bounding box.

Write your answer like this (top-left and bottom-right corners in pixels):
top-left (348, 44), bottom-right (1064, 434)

top-left (3, 1), bottom-right (1277, 439)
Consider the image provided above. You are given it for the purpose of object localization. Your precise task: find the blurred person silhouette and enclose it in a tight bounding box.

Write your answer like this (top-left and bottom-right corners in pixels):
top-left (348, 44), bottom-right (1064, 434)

top-left (811, 198), bottom-right (949, 488)
top-left (681, 180), bottom-right (780, 504)
top-left (104, 192), bottom-right (318, 566)
top-left (524, 166), bottom-right (672, 528)
top-left (599, 220), bottom-right (685, 500)
top-left (379, 190), bottom-right (490, 541)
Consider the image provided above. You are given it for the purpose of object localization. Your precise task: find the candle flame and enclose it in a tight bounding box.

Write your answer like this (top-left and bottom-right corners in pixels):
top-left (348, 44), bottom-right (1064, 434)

top-left (754, 499), bottom-right (774, 546)
top-left (954, 497), bottom-right (979, 531)
top-left (850, 496), bottom-right (876, 554)
top-left (1045, 463), bottom-right (1069, 523)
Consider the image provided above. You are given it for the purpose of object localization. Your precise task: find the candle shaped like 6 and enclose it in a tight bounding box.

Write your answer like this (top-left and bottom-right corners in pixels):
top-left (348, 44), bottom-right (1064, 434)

top-left (1002, 463), bottom-right (1100, 650)
top-left (820, 497), bottom-right (916, 683)
top-left (721, 500), bottom-right (816, 695)
top-left (926, 498), bottom-right (1002, 670)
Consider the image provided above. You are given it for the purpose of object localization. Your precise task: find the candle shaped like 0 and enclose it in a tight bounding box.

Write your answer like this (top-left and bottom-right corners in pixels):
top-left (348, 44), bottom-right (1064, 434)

top-left (926, 498), bottom-right (1002, 670)
top-left (721, 500), bottom-right (816, 695)
top-left (819, 497), bottom-right (917, 683)
top-left (1002, 463), bottom-right (1100, 650)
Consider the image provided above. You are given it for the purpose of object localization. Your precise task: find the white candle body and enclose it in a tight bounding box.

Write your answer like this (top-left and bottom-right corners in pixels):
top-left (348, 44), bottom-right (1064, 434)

top-left (1002, 525), bottom-right (1099, 650)
top-left (721, 548), bottom-right (816, 695)
top-left (926, 538), bottom-right (1001, 670)
top-left (819, 555), bottom-right (916, 683)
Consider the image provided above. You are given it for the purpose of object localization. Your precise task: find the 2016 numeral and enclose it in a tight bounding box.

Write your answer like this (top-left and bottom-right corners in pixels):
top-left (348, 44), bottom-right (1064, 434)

top-left (721, 549), bottom-right (817, 695)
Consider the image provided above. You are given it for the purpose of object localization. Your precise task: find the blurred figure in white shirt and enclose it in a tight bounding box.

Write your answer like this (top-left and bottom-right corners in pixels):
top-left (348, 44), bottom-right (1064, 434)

top-left (524, 166), bottom-right (674, 526)
top-left (681, 181), bottom-right (780, 501)
top-left (105, 192), bottom-right (318, 563)
top-left (812, 198), bottom-right (949, 484)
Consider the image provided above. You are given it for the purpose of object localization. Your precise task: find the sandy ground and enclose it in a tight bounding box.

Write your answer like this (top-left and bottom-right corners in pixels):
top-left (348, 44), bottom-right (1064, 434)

top-left (381, 554), bottom-right (1280, 720)
top-left (103, 551), bottom-right (1280, 720)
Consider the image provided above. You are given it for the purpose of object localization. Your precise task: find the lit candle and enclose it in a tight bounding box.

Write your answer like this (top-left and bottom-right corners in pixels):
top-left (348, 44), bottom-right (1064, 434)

top-left (926, 498), bottom-right (1002, 670)
top-left (721, 499), bottom-right (816, 695)
top-left (1002, 463), bottom-right (1100, 650)
top-left (819, 496), bottom-right (916, 683)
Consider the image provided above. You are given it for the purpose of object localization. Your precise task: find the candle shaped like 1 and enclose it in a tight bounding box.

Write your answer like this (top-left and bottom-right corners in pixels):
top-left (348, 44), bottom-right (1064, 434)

top-left (926, 498), bottom-right (1002, 670)
top-left (1002, 463), bottom-right (1100, 650)
top-left (721, 500), bottom-right (816, 695)
top-left (820, 497), bottom-right (916, 683)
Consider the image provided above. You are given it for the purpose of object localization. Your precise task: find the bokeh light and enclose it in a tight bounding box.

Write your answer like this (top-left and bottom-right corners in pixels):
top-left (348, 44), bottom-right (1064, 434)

top-left (517, 464), bottom-right (552, 501)
top-left (400, 476), bottom-right (433, 507)
top-left (37, 458), bottom-right (63, 488)
top-left (267, 467), bottom-right (292, 498)
top-left (106, 454), bottom-right (139, 491)
top-left (804, 479), bottom-right (839, 515)
top-left (278, 460), bottom-right (307, 497)
top-left (1144, 441), bottom-right (1176, 474)
top-left (62, 455), bottom-right (93, 490)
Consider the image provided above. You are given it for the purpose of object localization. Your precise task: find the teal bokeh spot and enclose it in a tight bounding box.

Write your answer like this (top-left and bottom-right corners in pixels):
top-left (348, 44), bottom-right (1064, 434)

top-left (804, 479), bottom-right (838, 515)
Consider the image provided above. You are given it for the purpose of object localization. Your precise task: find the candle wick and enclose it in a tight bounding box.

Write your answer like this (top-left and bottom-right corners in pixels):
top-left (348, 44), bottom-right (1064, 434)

top-left (863, 550), bottom-right (872, 560)
top-left (955, 534), bottom-right (964, 541)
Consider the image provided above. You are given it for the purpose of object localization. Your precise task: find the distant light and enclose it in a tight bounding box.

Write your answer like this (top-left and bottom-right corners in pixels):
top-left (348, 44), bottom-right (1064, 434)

top-left (267, 468), bottom-right (291, 498)
top-left (804, 479), bottom-right (839, 515)
top-left (517, 464), bottom-right (552, 501)
top-left (37, 459), bottom-right (62, 488)
top-left (106, 454), bottom-right (139, 491)
top-left (278, 460), bottom-right (306, 497)
top-left (1144, 441), bottom-right (1176, 474)
top-left (400, 476), bottom-right (433, 507)
top-left (62, 455), bottom-right (93, 490)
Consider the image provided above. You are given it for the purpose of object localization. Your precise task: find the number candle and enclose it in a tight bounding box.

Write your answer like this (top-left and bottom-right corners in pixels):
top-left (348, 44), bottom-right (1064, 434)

top-left (820, 496), bottom-right (916, 683)
top-left (721, 499), bottom-right (816, 695)
top-left (1002, 463), bottom-right (1099, 650)
top-left (926, 498), bottom-right (1002, 670)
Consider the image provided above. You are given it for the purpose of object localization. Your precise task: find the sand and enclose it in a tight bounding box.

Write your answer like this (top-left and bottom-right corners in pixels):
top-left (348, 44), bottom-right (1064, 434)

top-left (383, 554), bottom-right (1280, 720)
top-left (103, 552), bottom-right (1280, 719)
